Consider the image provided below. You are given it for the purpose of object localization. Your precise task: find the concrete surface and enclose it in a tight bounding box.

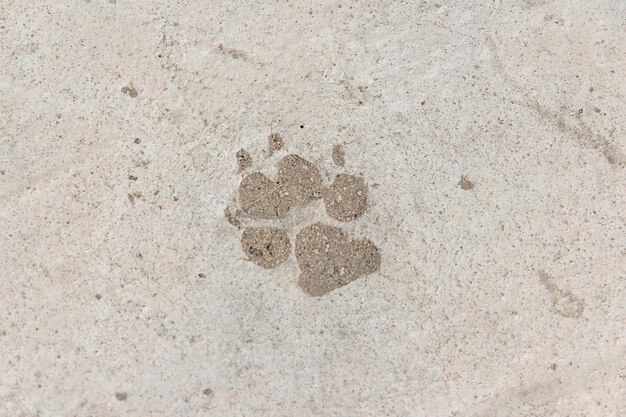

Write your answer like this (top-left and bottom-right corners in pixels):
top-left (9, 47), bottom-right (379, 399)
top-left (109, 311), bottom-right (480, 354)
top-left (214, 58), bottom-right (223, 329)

top-left (1, 0), bottom-right (625, 416)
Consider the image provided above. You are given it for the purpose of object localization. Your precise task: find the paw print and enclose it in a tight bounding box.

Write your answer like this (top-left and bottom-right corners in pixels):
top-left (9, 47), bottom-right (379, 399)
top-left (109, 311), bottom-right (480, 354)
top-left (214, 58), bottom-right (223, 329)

top-left (225, 135), bottom-right (380, 296)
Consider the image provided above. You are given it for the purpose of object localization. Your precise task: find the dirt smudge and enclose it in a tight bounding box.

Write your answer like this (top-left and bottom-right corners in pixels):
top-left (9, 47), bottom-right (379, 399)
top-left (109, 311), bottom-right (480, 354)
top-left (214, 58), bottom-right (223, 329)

top-left (241, 228), bottom-right (291, 269)
top-left (236, 149), bottom-right (252, 172)
top-left (296, 223), bottom-right (380, 296)
top-left (323, 174), bottom-right (367, 221)
top-left (121, 85), bottom-right (138, 98)
top-left (458, 175), bottom-right (474, 190)
top-left (268, 133), bottom-right (284, 155)
top-left (332, 144), bottom-right (345, 166)
top-left (538, 269), bottom-right (585, 318)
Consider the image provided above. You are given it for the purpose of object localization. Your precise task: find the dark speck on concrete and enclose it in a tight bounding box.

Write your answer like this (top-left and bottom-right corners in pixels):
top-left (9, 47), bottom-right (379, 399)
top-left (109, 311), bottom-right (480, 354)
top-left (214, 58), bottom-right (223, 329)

top-left (236, 149), bottom-right (252, 172)
top-left (458, 175), bottom-right (474, 190)
top-left (198, 273), bottom-right (206, 278)
top-left (129, 175), bottom-right (138, 181)
top-left (217, 43), bottom-right (247, 60)
top-left (115, 392), bottom-right (127, 401)
top-left (121, 85), bottom-right (138, 98)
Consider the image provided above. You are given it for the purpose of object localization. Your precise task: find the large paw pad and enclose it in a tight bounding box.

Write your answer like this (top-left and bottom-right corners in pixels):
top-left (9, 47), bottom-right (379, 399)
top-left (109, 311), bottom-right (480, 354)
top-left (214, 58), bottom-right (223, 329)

top-left (295, 223), bottom-right (380, 296)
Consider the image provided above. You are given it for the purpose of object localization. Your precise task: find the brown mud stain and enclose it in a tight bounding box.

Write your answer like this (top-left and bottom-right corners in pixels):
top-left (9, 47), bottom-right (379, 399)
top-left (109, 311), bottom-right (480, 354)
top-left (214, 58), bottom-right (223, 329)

top-left (268, 133), bottom-right (284, 155)
top-left (241, 228), bottom-right (291, 269)
top-left (277, 154), bottom-right (324, 207)
top-left (236, 149), bottom-right (252, 172)
top-left (295, 223), bottom-right (380, 296)
top-left (121, 85), bottom-right (138, 98)
top-left (224, 206), bottom-right (241, 227)
top-left (458, 175), bottom-right (474, 190)
top-left (239, 172), bottom-right (290, 219)
top-left (332, 144), bottom-right (345, 166)
top-left (218, 43), bottom-right (248, 60)
top-left (538, 269), bottom-right (585, 318)
top-left (323, 174), bottom-right (367, 221)
top-left (238, 154), bottom-right (323, 219)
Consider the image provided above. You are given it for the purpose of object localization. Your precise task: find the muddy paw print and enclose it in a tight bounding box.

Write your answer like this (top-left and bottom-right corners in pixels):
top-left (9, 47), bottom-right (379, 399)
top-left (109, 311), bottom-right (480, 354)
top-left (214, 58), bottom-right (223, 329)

top-left (225, 137), bottom-right (380, 296)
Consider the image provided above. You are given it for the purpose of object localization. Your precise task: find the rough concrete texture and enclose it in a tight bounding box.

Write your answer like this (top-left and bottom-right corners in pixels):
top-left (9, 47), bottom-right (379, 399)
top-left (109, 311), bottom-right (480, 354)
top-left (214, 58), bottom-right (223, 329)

top-left (0, 1), bottom-right (625, 416)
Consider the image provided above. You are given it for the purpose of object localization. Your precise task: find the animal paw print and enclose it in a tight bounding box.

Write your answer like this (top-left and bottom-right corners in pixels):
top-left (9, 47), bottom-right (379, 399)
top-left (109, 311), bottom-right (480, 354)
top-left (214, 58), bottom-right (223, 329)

top-left (225, 135), bottom-right (380, 296)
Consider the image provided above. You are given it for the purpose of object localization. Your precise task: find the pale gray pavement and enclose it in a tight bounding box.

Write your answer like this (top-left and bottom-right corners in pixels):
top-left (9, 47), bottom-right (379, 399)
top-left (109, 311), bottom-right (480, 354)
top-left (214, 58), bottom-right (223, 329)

top-left (1, 1), bottom-right (625, 416)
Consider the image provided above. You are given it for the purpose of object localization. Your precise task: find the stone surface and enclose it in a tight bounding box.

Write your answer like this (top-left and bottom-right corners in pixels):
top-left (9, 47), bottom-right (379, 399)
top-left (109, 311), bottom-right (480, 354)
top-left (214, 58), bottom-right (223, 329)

top-left (0, 1), bottom-right (625, 416)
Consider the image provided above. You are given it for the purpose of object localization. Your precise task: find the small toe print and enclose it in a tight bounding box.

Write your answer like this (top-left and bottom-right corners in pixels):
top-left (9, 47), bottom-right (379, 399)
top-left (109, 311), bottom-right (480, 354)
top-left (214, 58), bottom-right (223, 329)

top-left (268, 133), bottom-right (284, 155)
top-left (323, 174), bottom-right (368, 221)
top-left (236, 149), bottom-right (252, 171)
top-left (224, 207), bottom-right (241, 227)
top-left (241, 227), bottom-right (291, 269)
top-left (332, 144), bottom-right (345, 166)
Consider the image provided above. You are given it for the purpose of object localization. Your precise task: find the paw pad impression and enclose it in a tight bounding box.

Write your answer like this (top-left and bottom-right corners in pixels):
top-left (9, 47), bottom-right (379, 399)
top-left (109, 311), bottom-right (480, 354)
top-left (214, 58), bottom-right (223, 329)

top-left (227, 136), bottom-right (380, 296)
top-left (238, 154), bottom-right (324, 219)
top-left (241, 227), bottom-right (291, 269)
top-left (296, 223), bottom-right (381, 296)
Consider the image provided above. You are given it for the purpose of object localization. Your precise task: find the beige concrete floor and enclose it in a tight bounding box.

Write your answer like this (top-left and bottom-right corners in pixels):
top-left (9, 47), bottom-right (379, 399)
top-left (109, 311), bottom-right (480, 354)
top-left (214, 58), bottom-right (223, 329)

top-left (1, 1), bottom-right (625, 416)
